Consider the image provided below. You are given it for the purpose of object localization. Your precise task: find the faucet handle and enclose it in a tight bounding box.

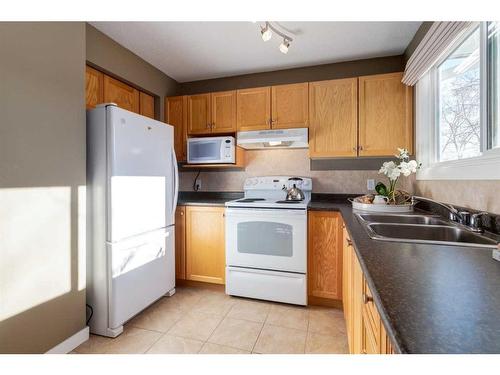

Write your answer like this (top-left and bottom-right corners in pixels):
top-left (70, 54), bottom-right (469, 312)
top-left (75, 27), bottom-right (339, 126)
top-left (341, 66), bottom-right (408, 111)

top-left (458, 211), bottom-right (471, 225)
top-left (470, 212), bottom-right (489, 231)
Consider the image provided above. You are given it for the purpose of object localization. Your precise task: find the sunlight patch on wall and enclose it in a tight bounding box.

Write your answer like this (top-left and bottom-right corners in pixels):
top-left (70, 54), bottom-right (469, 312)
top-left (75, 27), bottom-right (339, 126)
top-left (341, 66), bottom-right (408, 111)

top-left (78, 185), bottom-right (86, 292)
top-left (0, 187), bottom-right (71, 322)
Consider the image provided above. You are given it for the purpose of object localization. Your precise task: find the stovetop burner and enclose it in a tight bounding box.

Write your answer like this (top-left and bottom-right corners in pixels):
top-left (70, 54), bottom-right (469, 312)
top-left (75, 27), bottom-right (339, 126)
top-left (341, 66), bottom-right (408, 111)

top-left (236, 198), bottom-right (266, 202)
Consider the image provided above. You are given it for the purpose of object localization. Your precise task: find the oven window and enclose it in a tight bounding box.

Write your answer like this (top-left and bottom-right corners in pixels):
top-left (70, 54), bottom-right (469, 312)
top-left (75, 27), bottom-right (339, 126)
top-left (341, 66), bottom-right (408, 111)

top-left (237, 221), bottom-right (293, 257)
top-left (189, 141), bottom-right (219, 160)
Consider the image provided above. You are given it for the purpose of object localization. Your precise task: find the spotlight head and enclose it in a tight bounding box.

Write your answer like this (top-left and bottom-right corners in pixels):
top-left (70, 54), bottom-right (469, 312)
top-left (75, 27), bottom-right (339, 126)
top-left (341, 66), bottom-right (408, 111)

top-left (279, 39), bottom-right (290, 54)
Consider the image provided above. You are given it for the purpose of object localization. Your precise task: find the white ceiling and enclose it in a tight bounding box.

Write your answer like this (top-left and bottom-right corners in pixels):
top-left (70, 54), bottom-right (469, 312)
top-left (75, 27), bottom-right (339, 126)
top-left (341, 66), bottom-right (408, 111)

top-left (90, 22), bottom-right (421, 82)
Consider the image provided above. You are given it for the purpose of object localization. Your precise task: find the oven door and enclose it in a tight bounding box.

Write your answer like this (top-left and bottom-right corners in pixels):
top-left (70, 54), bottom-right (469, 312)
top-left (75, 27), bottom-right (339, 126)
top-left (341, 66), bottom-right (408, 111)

top-left (225, 208), bottom-right (307, 273)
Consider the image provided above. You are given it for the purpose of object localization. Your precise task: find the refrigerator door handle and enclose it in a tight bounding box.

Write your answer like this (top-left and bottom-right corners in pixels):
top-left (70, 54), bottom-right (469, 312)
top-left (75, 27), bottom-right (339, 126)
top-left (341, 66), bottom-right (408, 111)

top-left (171, 147), bottom-right (179, 216)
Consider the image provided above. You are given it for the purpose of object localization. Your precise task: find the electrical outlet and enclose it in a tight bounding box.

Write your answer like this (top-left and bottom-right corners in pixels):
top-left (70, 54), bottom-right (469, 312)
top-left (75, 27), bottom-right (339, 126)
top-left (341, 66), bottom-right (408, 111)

top-left (195, 179), bottom-right (202, 191)
top-left (367, 179), bottom-right (375, 191)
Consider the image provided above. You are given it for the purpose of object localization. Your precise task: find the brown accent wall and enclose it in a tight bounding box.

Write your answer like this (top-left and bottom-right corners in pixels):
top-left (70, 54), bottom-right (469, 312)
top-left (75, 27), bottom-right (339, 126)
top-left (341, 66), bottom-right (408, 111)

top-left (0, 22), bottom-right (86, 353)
top-left (404, 22), bottom-right (433, 62)
top-left (86, 23), bottom-right (179, 121)
top-left (179, 55), bottom-right (405, 94)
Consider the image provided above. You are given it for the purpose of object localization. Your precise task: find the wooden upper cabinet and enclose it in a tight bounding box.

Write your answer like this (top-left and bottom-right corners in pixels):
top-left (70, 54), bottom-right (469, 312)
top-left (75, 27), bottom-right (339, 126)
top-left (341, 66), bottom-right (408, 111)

top-left (103, 75), bottom-right (140, 113)
top-left (358, 72), bottom-right (413, 156)
top-left (166, 95), bottom-right (187, 162)
top-left (85, 66), bottom-right (103, 110)
top-left (211, 90), bottom-right (237, 134)
top-left (308, 210), bottom-right (343, 300)
top-left (185, 206), bottom-right (225, 285)
top-left (187, 93), bottom-right (211, 135)
top-left (271, 83), bottom-right (309, 129)
top-left (237, 87), bottom-right (271, 131)
top-left (309, 78), bottom-right (358, 158)
top-left (139, 92), bottom-right (155, 119)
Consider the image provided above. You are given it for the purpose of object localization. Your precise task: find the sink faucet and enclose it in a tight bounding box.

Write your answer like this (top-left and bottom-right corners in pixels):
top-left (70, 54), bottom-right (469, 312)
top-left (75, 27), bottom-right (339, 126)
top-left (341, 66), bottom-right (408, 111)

top-left (412, 196), bottom-right (463, 222)
top-left (412, 196), bottom-right (488, 233)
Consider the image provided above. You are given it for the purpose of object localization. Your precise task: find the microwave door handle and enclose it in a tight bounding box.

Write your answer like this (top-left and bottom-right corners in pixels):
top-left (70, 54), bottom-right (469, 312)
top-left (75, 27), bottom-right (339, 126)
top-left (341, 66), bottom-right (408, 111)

top-left (171, 147), bottom-right (179, 215)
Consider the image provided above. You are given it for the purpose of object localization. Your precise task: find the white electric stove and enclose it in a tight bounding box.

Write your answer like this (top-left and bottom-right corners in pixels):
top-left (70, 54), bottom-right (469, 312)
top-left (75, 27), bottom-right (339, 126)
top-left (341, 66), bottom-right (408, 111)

top-left (225, 176), bottom-right (312, 305)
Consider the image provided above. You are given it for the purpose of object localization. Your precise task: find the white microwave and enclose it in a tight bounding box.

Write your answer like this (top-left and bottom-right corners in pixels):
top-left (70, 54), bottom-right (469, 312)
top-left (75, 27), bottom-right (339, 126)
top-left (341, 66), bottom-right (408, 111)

top-left (187, 136), bottom-right (236, 164)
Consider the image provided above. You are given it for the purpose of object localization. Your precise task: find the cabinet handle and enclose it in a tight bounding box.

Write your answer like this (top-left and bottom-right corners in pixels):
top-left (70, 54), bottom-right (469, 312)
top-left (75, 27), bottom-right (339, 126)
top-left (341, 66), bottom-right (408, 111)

top-left (363, 293), bottom-right (373, 304)
top-left (359, 145), bottom-right (364, 151)
top-left (212, 122), bottom-right (216, 129)
top-left (180, 211), bottom-right (184, 216)
top-left (352, 147), bottom-right (357, 152)
top-left (206, 123), bottom-right (210, 129)
top-left (347, 239), bottom-right (353, 246)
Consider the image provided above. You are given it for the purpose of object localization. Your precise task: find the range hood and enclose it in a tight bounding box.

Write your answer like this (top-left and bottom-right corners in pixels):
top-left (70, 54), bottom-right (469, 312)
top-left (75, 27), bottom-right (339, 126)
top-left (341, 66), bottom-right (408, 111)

top-left (237, 128), bottom-right (308, 150)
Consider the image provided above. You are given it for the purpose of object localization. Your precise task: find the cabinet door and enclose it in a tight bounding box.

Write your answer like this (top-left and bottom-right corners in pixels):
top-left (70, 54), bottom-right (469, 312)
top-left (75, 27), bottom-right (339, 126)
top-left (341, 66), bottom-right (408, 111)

top-left (139, 91), bottom-right (155, 119)
top-left (103, 75), bottom-right (140, 113)
top-left (166, 96), bottom-right (187, 162)
top-left (358, 72), bottom-right (413, 156)
top-left (211, 90), bottom-right (236, 134)
top-left (352, 252), bottom-right (364, 354)
top-left (186, 206), bottom-right (225, 284)
top-left (187, 93), bottom-right (211, 135)
top-left (307, 211), bottom-right (343, 300)
top-left (175, 206), bottom-right (186, 280)
top-left (361, 309), bottom-right (379, 354)
top-left (309, 78), bottom-right (358, 158)
top-left (237, 87), bottom-right (271, 131)
top-left (85, 66), bottom-right (103, 110)
top-left (342, 225), bottom-right (354, 353)
top-left (271, 83), bottom-right (309, 129)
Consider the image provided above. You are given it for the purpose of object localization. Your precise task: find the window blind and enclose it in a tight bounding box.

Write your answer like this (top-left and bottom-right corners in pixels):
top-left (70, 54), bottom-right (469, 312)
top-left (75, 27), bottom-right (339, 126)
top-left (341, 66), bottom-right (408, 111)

top-left (402, 22), bottom-right (472, 86)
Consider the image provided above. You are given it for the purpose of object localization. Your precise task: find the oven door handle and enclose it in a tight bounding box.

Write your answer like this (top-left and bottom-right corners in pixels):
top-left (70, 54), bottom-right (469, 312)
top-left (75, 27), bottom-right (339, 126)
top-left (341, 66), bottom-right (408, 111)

top-left (225, 208), bottom-right (307, 217)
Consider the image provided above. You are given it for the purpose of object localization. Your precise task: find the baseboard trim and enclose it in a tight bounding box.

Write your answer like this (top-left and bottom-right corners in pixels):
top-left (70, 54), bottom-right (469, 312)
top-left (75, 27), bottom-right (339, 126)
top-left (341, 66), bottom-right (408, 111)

top-left (46, 327), bottom-right (89, 354)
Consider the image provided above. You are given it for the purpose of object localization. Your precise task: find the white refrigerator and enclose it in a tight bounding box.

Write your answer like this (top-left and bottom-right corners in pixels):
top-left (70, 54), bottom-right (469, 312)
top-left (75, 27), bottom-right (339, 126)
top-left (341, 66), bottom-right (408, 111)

top-left (86, 104), bottom-right (178, 337)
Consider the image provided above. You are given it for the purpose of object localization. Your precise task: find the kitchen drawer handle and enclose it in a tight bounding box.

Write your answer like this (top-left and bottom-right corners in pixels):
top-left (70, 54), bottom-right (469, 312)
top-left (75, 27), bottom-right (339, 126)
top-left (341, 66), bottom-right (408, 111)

top-left (363, 293), bottom-right (373, 304)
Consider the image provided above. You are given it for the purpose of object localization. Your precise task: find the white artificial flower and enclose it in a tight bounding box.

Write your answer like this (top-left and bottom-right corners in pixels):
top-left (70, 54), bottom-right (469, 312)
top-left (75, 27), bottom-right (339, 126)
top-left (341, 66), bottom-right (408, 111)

top-left (395, 148), bottom-right (409, 160)
top-left (407, 160), bottom-right (418, 173)
top-left (378, 161), bottom-right (396, 176)
top-left (388, 167), bottom-right (401, 180)
top-left (399, 161), bottom-right (412, 177)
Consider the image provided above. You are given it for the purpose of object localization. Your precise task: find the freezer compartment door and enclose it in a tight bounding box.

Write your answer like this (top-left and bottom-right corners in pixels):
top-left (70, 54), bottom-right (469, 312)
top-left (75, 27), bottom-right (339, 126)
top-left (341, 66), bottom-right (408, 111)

top-left (226, 266), bottom-right (307, 306)
top-left (107, 226), bottom-right (175, 329)
top-left (106, 106), bottom-right (176, 241)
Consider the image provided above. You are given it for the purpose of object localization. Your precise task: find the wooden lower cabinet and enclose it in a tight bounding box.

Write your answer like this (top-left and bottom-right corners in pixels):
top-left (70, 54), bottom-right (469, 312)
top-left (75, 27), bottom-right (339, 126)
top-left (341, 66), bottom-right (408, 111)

top-left (343, 226), bottom-right (394, 354)
top-left (308, 211), bottom-right (343, 302)
top-left (175, 206), bottom-right (186, 280)
top-left (185, 206), bottom-right (225, 284)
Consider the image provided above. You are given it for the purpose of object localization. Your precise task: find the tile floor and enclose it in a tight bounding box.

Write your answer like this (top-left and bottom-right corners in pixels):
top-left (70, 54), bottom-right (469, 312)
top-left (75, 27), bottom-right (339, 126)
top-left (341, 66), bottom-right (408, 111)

top-left (73, 286), bottom-right (348, 354)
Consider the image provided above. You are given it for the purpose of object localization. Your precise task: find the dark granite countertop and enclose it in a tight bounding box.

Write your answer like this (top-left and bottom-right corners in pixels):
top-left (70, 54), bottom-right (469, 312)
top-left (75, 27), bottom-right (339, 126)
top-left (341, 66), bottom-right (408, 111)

top-left (176, 192), bottom-right (500, 353)
top-left (177, 191), bottom-right (243, 207)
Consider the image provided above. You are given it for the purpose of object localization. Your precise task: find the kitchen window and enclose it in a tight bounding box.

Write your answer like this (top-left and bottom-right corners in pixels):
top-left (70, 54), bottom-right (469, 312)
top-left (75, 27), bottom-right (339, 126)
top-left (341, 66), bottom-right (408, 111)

top-left (417, 22), bottom-right (500, 180)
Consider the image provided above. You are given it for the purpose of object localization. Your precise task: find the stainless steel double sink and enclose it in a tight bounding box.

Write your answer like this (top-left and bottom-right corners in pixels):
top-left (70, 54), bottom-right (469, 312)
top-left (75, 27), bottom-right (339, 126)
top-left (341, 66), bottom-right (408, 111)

top-left (356, 213), bottom-right (499, 249)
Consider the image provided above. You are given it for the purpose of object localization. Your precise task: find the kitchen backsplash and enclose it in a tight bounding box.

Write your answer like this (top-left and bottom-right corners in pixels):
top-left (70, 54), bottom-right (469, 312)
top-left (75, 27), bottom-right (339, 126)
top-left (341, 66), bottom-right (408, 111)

top-left (179, 149), bottom-right (415, 194)
top-left (416, 180), bottom-right (500, 214)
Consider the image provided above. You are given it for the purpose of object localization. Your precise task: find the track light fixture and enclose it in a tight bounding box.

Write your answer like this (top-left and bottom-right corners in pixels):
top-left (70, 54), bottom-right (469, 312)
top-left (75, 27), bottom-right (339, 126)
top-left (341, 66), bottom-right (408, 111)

top-left (279, 38), bottom-right (291, 54)
top-left (259, 22), bottom-right (294, 54)
top-left (261, 22), bottom-right (272, 41)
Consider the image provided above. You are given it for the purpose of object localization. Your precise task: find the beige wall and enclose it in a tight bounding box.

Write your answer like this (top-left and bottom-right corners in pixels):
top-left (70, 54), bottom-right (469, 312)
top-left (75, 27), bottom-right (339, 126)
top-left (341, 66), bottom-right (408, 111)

top-left (86, 23), bottom-right (179, 121)
top-left (0, 22), bottom-right (86, 353)
top-left (180, 149), bottom-right (414, 194)
top-left (416, 181), bottom-right (500, 214)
